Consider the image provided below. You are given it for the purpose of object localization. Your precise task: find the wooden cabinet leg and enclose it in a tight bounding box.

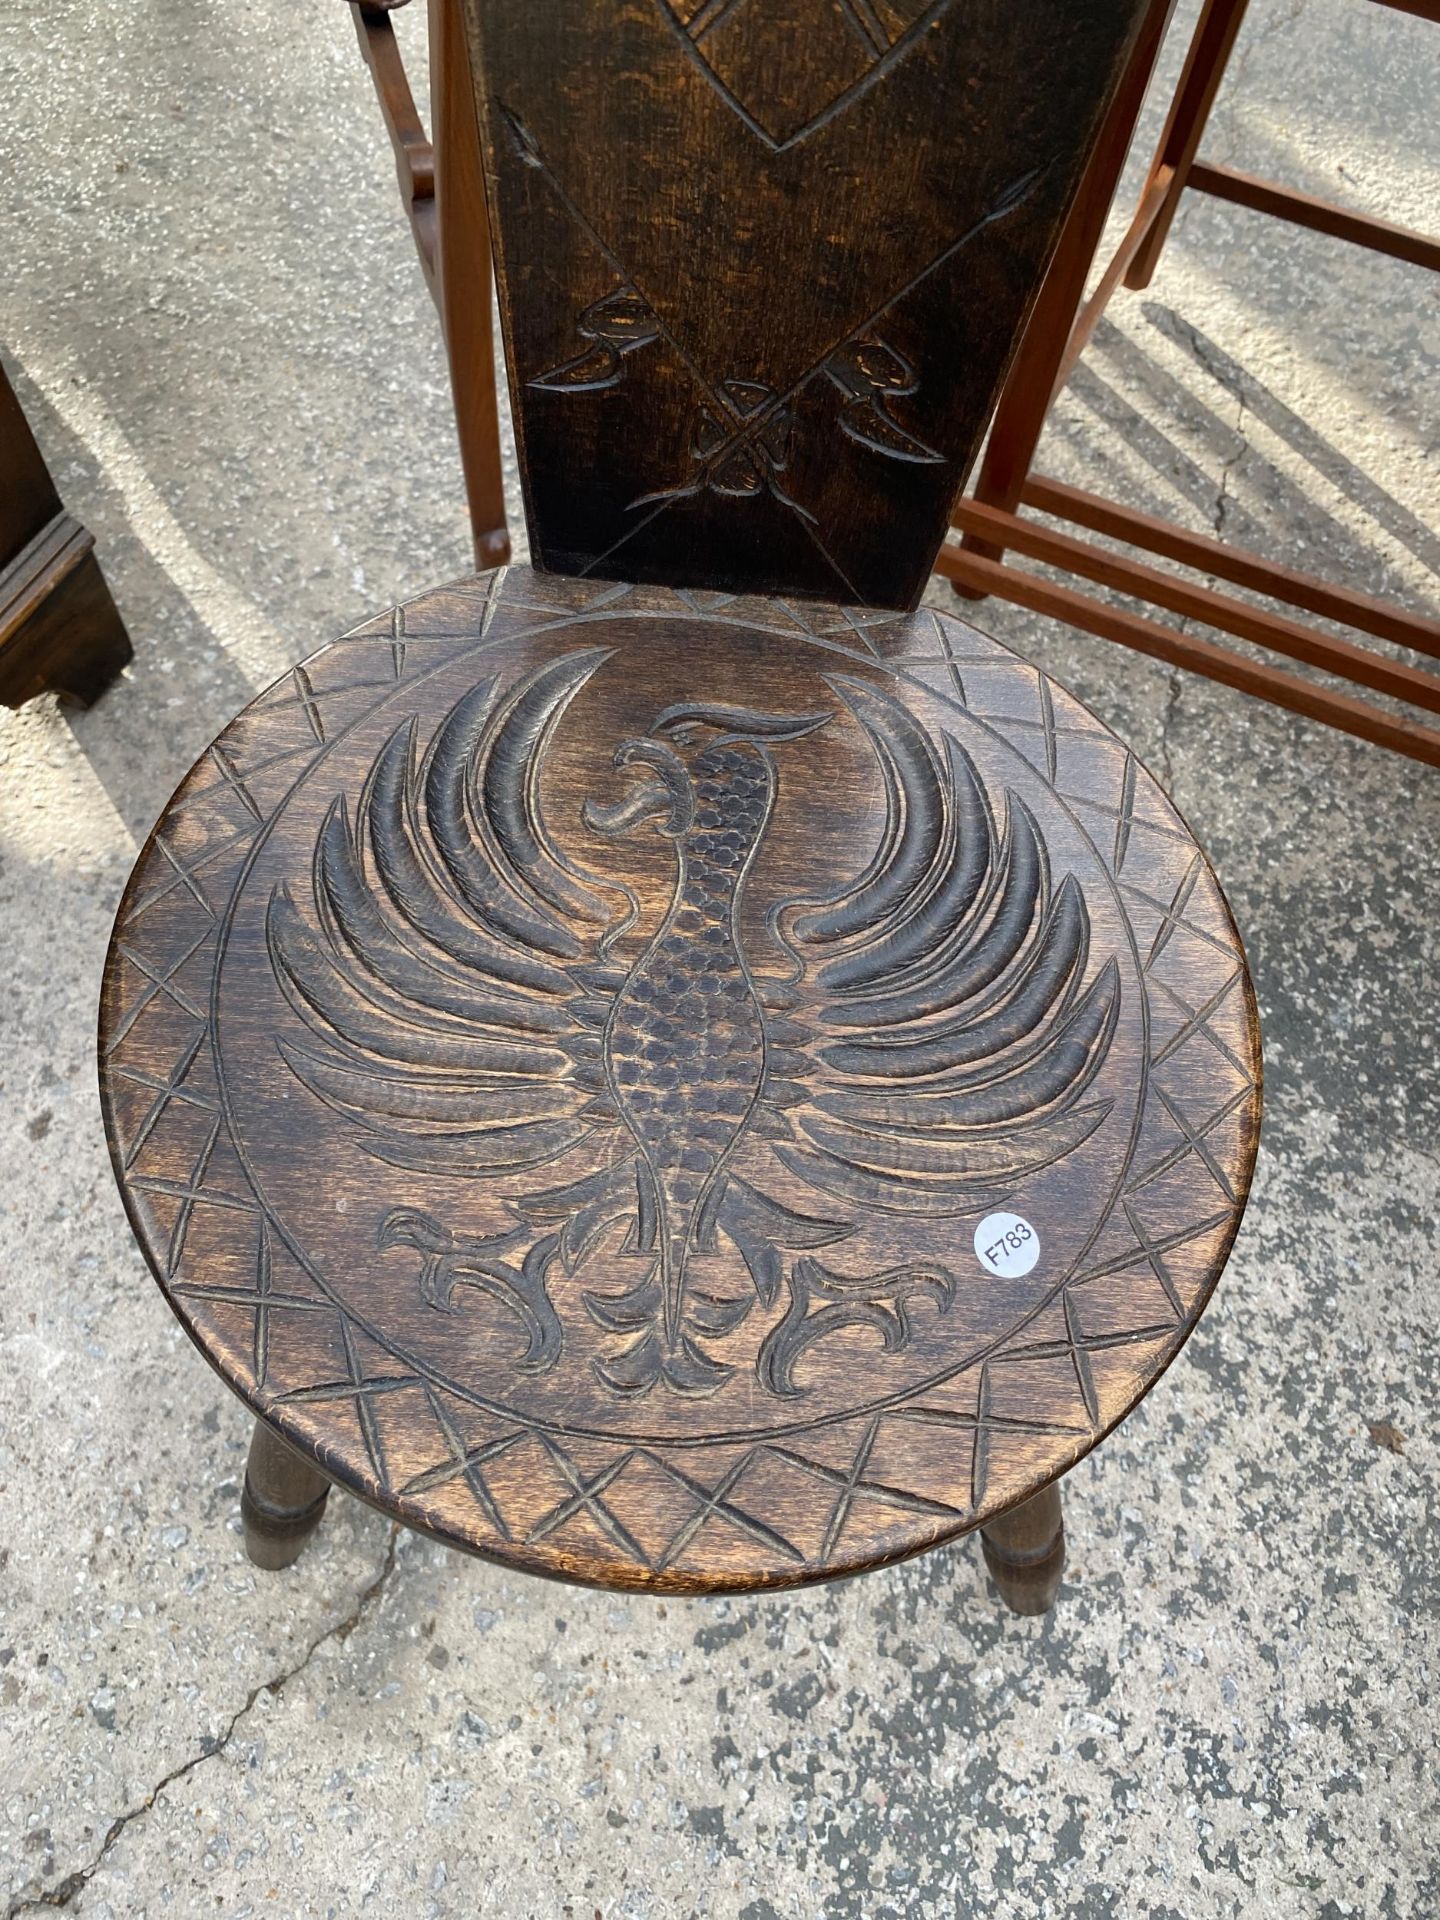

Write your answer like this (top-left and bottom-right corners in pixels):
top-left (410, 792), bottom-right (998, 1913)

top-left (1, 351), bottom-right (133, 707)
top-left (0, 534), bottom-right (133, 709)
top-left (241, 1420), bottom-right (331, 1570)
top-left (981, 1481), bottom-right (1065, 1615)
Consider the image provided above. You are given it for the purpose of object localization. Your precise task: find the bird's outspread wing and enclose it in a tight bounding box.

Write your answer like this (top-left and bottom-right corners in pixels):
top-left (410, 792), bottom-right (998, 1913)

top-left (266, 648), bottom-right (633, 1180)
top-left (762, 674), bottom-right (1120, 1219)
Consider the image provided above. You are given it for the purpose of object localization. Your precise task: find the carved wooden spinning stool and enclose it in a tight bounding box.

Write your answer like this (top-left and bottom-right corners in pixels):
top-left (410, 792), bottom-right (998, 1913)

top-left (98, 0), bottom-right (1260, 1613)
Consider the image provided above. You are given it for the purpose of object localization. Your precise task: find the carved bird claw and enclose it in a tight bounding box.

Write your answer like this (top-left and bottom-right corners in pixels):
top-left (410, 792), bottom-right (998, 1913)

top-left (378, 1208), bottom-right (463, 1311)
top-left (757, 1257), bottom-right (958, 1397)
top-left (377, 1208), bottom-right (563, 1372)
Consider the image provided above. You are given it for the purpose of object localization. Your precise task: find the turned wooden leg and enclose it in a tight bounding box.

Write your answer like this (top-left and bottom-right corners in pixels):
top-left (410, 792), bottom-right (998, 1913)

top-left (242, 1420), bottom-right (331, 1570)
top-left (981, 1481), bottom-right (1065, 1616)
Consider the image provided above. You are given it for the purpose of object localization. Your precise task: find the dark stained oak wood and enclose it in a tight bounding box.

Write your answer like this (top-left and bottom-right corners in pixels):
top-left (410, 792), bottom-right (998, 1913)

top-left (466, 0), bottom-right (1150, 607)
top-left (99, 569), bottom-right (1261, 1596)
top-left (0, 517), bottom-right (133, 710)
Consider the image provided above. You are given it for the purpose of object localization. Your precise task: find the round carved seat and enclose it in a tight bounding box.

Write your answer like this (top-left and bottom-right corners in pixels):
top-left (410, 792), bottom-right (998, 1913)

top-left (99, 568), bottom-right (1260, 1607)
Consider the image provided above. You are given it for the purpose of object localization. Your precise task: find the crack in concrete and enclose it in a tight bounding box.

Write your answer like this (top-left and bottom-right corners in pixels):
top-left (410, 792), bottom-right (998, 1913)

top-left (1146, 302), bottom-right (1257, 781)
top-left (1160, 309), bottom-right (1252, 541)
top-left (1213, 381), bottom-right (1248, 545)
top-left (4, 1528), bottom-right (400, 1917)
top-left (1158, 667), bottom-right (1184, 790)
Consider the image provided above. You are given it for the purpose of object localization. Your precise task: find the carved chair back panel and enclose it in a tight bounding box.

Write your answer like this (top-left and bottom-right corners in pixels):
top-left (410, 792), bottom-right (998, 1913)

top-left (464, 0), bottom-right (1150, 607)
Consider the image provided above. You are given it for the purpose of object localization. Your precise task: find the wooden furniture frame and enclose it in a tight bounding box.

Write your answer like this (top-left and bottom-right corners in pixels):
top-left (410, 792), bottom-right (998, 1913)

top-left (348, 0), bottom-right (511, 569)
top-left (101, 0), bottom-right (1261, 1616)
top-left (946, 0), bottom-right (1440, 766)
top-left (1, 357), bottom-right (131, 708)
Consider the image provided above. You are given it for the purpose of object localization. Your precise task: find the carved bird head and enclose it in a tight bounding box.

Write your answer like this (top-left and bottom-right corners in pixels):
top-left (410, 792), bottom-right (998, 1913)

top-left (582, 702), bottom-right (831, 842)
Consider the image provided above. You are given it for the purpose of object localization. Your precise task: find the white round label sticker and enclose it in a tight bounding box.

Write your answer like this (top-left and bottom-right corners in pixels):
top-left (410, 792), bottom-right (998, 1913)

top-left (974, 1212), bottom-right (1040, 1279)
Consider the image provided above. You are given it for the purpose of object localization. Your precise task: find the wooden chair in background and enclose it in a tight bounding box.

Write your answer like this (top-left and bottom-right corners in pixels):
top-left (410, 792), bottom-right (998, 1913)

top-left (99, 0), bottom-right (1261, 1616)
top-left (348, 0), bottom-right (511, 569)
top-left (944, 0), bottom-right (1440, 765)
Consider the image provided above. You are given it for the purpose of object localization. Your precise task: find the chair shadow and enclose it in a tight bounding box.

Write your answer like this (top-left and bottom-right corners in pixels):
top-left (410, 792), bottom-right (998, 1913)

top-left (1140, 303), bottom-right (1440, 585)
top-left (1040, 314), bottom-right (1440, 641)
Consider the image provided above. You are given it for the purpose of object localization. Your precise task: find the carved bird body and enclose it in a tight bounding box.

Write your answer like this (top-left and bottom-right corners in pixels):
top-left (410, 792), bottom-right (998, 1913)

top-left (268, 648), bottom-right (1119, 1400)
top-left (599, 735), bottom-right (772, 1365)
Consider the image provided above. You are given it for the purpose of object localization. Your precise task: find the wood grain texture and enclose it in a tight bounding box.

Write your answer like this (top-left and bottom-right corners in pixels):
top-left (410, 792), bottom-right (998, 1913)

top-left (464, 0), bottom-right (1150, 607)
top-left (98, 568), bottom-right (1261, 1593)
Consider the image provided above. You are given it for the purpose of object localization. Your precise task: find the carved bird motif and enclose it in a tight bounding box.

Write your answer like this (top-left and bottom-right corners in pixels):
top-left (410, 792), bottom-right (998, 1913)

top-left (268, 649), bottom-right (1119, 1398)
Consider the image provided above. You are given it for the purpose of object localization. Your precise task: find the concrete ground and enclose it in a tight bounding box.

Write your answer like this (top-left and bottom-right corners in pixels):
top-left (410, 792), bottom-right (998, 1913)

top-left (1, 1), bottom-right (1437, 1914)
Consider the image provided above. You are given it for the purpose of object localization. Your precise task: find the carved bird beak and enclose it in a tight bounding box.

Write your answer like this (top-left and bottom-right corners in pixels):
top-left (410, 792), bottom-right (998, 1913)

top-left (582, 739), bottom-right (694, 838)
